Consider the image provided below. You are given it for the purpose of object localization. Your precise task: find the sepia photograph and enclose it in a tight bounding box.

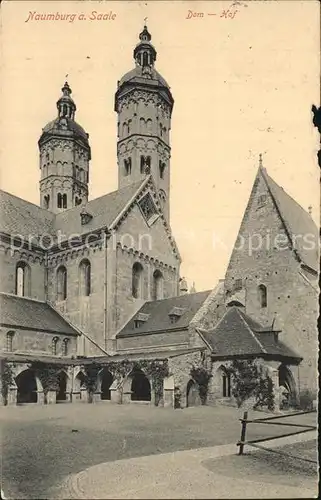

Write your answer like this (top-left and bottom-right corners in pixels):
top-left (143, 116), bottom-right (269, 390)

top-left (0, 0), bottom-right (319, 498)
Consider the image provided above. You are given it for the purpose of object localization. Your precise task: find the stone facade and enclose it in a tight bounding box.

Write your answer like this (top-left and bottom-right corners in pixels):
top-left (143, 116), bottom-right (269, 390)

top-left (224, 168), bottom-right (319, 393)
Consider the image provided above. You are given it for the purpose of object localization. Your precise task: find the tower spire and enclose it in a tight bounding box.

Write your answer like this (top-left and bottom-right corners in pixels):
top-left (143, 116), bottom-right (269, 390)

top-left (57, 81), bottom-right (76, 120)
top-left (259, 153), bottom-right (263, 169)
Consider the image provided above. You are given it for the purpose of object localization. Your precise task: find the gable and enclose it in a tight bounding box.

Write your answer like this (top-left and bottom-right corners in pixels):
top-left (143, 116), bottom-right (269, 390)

top-left (225, 168), bottom-right (294, 287)
top-left (111, 178), bottom-right (181, 263)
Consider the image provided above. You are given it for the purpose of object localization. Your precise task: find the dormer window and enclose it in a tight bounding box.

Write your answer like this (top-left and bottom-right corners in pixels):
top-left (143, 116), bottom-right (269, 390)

top-left (134, 313), bottom-right (150, 328)
top-left (168, 307), bottom-right (186, 324)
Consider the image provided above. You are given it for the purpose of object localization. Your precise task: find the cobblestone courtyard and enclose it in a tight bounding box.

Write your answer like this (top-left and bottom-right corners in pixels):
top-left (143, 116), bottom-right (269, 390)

top-left (1, 403), bottom-right (317, 499)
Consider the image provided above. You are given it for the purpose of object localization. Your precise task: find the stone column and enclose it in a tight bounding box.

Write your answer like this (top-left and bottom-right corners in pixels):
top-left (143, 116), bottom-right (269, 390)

top-left (37, 391), bottom-right (45, 405)
top-left (164, 389), bottom-right (174, 408)
top-left (92, 392), bottom-right (102, 403)
top-left (46, 390), bottom-right (57, 404)
top-left (122, 390), bottom-right (132, 404)
top-left (80, 388), bottom-right (88, 402)
top-left (110, 387), bottom-right (122, 404)
top-left (72, 391), bottom-right (81, 402)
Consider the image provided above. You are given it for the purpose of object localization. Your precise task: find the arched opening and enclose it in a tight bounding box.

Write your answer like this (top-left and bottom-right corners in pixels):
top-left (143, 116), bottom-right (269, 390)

top-left (79, 259), bottom-right (91, 296)
top-left (57, 193), bottom-right (62, 208)
top-left (57, 266), bottom-right (67, 301)
top-left (278, 365), bottom-right (297, 408)
top-left (15, 261), bottom-right (31, 297)
top-left (44, 195), bottom-right (50, 209)
top-left (100, 369), bottom-right (114, 400)
top-left (258, 284), bottom-right (267, 308)
top-left (132, 262), bottom-right (143, 299)
top-left (62, 338), bottom-right (69, 356)
top-left (142, 51), bottom-right (149, 67)
top-left (131, 370), bottom-right (151, 401)
top-left (74, 371), bottom-right (86, 398)
top-left (52, 336), bottom-right (59, 355)
top-left (186, 379), bottom-right (202, 407)
top-left (16, 369), bottom-right (38, 404)
top-left (62, 194), bottom-right (67, 209)
top-left (152, 270), bottom-right (163, 301)
top-left (6, 331), bottom-right (15, 352)
top-left (159, 161), bottom-right (166, 179)
top-left (146, 119), bottom-right (152, 133)
top-left (56, 371), bottom-right (68, 402)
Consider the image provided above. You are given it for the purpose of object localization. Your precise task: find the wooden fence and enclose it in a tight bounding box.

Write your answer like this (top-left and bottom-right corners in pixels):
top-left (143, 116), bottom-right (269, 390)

top-left (237, 409), bottom-right (317, 464)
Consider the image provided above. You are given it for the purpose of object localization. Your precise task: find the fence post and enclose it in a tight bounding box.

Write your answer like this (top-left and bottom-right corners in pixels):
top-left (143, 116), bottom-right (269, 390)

top-left (239, 411), bottom-right (248, 455)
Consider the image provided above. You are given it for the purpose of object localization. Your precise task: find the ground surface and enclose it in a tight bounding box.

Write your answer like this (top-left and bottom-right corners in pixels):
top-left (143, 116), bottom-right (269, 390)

top-left (1, 403), bottom-right (318, 499)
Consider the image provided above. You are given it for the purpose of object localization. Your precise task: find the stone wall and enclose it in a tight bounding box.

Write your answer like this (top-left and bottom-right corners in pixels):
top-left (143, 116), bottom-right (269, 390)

top-left (0, 327), bottom-right (78, 357)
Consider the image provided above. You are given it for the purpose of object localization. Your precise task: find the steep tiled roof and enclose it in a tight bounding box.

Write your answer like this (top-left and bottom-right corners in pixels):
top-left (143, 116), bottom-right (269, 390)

top-left (261, 168), bottom-right (319, 272)
top-left (0, 190), bottom-right (55, 239)
top-left (0, 293), bottom-right (78, 335)
top-left (200, 306), bottom-right (301, 360)
top-left (54, 180), bottom-right (145, 235)
top-left (117, 290), bottom-right (212, 338)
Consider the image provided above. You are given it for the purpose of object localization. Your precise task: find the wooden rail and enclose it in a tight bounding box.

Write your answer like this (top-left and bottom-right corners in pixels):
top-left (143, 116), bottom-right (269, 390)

top-left (236, 409), bottom-right (317, 464)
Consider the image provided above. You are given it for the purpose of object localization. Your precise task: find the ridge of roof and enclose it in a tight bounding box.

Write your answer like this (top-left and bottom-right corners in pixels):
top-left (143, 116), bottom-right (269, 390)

top-left (237, 308), bottom-right (267, 354)
top-left (260, 167), bottom-right (319, 271)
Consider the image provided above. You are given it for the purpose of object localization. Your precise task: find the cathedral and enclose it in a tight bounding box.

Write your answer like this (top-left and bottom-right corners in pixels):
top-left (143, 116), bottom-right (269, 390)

top-left (0, 26), bottom-right (318, 410)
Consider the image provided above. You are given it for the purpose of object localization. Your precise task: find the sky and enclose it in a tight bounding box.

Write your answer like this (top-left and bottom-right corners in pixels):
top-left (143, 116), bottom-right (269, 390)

top-left (0, 0), bottom-right (320, 291)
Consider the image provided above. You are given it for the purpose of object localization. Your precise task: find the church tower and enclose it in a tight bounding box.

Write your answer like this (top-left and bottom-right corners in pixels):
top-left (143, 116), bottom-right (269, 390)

top-left (38, 82), bottom-right (91, 213)
top-left (115, 25), bottom-right (174, 221)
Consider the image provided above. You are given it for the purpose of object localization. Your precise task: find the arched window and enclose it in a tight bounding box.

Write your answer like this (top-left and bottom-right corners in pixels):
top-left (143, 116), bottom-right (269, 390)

top-left (122, 122), bottom-right (127, 136)
top-left (146, 119), bottom-right (152, 133)
top-left (44, 195), bottom-right (50, 209)
top-left (6, 331), bottom-right (15, 352)
top-left (62, 338), bottom-right (69, 356)
top-left (79, 259), bottom-right (91, 296)
top-left (128, 119), bottom-right (132, 134)
top-left (258, 284), bottom-right (267, 308)
top-left (62, 194), bottom-right (67, 209)
top-left (143, 51), bottom-right (149, 67)
top-left (124, 158), bottom-right (132, 176)
top-left (159, 161), bottom-right (166, 179)
top-left (152, 270), bottom-right (163, 301)
top-left (15, 262), bottom-right (31, 297)
top-left (57, 193), bottom-right (62, 208)
top-left (52, 337), bottom-right (59, 355)
top-left (57, 266), bottom-right (67, 301)
top-left (139, 118), bottom-right (145, 133)
top-left (132, 262), bottom-right (143, 299)
top-left (220, 366), bottom-right (231, 397)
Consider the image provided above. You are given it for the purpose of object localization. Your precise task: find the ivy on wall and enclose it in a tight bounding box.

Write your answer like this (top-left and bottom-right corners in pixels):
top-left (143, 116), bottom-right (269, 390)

top-left (31, 361), bottom-right (65, 394)
top-left (190, 365), bottom-right (212, 405)
top-left (229, 359), bottom-right (275, 411)
top-left (0, 360), bottom-right (16, 404)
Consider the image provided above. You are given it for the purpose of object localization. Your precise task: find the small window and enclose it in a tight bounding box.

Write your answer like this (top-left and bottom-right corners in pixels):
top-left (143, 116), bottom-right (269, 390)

top-left (258, 284), bottom-right (267, 308)
top-left (44, 195), bottom-right (50, 209)
top-left (52, 337), bottom-right (59, 355)
top-left (134, 320), bottom-right (143, 329)
top-left (258, 194), bottom-right (267, 207)
top-left (132, 262), bottom-right (143, 299)
top-left (159, 161), bottom-right (166, 179)
top-left (15, 262), bottom-right (31, 297)
top-left (62, 338), bottom-right (69, 356)
top-left (222, 371), bottom-right (231, 397)
top-left (124, 158), bottom-right (132, 176)
top-left (57, 266), bottom-right (67, 301)
top-left (79, 259), bottom-right (91, 296)
top-left (152, 270), bottom-right (163, 301)
top-left (6, 331), bottom-right (15, 352)
top-left (234, 279), bottom-right (242, 291)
